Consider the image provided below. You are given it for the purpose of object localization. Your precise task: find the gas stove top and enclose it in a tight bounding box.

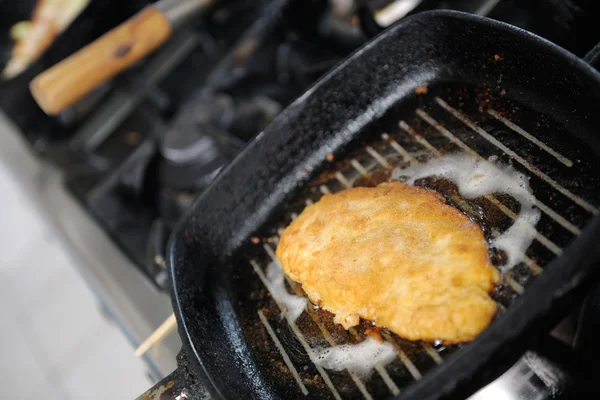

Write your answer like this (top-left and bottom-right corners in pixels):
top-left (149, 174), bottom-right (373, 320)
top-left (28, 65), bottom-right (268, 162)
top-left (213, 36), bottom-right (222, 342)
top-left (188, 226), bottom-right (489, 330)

top-left (1, 0), bottom-right (598, 398)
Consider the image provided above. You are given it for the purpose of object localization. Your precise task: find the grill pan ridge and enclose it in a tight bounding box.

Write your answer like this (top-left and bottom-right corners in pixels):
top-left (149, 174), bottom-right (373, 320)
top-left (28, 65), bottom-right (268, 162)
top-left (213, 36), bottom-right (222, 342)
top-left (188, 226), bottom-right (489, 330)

top-left (169, 10), bottom-right (600, 400)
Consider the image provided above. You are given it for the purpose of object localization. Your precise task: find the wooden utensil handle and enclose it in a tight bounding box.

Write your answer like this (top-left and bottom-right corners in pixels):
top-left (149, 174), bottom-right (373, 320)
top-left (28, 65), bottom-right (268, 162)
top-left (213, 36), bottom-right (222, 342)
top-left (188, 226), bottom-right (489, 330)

top-left (30, 6), bottom-right (172, 115)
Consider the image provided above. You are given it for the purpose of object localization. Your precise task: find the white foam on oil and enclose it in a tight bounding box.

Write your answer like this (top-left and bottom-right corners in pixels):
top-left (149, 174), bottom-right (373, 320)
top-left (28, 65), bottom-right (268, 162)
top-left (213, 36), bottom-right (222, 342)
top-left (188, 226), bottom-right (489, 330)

top-left (309, 337), bottom-right (397, 376)
top-left (391, 153), bottom-right (541, 270)
top-left (267, 260), bottom-right (307, 321)
top-left (267, 261), bottom-right (395, 376)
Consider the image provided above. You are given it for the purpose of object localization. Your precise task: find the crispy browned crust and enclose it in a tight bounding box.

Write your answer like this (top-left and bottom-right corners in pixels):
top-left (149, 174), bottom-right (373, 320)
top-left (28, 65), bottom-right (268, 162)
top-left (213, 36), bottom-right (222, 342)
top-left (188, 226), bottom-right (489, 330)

top-left (276, 182), bottom-right (499, 343)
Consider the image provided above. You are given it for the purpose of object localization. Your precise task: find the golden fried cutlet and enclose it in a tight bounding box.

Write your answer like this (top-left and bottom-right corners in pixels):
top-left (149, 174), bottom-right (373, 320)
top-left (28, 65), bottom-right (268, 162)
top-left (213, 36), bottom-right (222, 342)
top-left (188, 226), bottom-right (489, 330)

top-left (276, 182), bottom-right (499, 343)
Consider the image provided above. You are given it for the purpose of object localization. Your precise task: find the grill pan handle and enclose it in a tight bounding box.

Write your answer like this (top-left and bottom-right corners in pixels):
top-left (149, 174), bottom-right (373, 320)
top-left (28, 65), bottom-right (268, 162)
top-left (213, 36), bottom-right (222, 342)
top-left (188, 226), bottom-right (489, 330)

top-left (135, 369), bottom-right (187, 400)
top-left (135, 349), bottom-right (212, 400)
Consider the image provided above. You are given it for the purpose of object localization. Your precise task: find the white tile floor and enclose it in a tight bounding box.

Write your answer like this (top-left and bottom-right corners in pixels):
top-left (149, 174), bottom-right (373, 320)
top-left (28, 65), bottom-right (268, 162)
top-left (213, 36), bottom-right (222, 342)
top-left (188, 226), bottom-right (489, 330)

top-left (0, 158), bottom-right (153, 399)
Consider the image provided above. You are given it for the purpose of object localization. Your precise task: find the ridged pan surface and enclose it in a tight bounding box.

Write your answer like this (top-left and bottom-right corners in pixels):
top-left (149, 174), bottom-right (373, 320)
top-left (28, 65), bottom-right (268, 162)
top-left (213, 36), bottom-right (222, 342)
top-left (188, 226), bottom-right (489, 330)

top-left (169, 11), bottom-right (600, 400)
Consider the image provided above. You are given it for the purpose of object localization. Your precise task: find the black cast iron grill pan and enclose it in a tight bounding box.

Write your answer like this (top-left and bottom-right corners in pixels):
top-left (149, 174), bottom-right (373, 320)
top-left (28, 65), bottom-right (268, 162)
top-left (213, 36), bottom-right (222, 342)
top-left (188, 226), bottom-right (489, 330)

top-left (167, 10), bottom-right (600, 400)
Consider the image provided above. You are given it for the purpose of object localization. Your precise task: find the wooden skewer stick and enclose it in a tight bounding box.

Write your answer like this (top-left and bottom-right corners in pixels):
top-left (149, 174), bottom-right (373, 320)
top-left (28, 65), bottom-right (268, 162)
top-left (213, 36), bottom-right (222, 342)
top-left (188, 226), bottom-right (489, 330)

top-left (135, 313), bottom-right (177, 357)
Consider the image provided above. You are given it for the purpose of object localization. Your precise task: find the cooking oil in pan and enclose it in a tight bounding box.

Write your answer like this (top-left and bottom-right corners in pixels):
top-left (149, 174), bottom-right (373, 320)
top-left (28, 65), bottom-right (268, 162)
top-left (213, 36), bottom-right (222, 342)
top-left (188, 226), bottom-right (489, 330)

top-left (267, 260), bottom-right (307, 322)
top-left (309, 337), bottom-right (397, 376)
top-left (261, 152), bottom-right (543, 379)
top-left (240, 83), bottom-right (600, 399)
top-left (392, 153), bottom-right (541, 270)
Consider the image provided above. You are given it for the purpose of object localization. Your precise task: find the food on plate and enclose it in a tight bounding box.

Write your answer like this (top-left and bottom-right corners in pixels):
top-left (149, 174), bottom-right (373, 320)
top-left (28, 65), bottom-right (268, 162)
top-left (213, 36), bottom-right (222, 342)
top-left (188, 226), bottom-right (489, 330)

top-left (3, 0), bottom-right (89, 79)
top-left (276, 181), bottom-right (499, 343)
